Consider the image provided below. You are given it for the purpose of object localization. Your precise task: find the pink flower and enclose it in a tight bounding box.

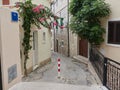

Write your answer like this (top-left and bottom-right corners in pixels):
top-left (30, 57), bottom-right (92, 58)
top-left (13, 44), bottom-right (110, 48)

top-left (38, 27), bottom-right (41, 30)
top-left (32, 4), bottom-right (45, 13)
top-left (60, 26), bottom-right (65, 29)
top-left (15, 2), bottom-right (20, 8)
top-left (53, 22), bottom-right (58, 26)
top-left (39, 18), bottom-right (45, 22)
top-left (38, 4), bottom-right (44, 10)
top-left (32, 7), bottom-right (40, 13)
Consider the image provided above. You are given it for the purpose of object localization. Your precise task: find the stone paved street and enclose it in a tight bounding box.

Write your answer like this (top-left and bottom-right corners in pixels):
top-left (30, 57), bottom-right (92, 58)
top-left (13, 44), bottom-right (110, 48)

top-left (9, 82), bottom-right (108, 90)
top-left (23, 52), bottom-right (98, 86)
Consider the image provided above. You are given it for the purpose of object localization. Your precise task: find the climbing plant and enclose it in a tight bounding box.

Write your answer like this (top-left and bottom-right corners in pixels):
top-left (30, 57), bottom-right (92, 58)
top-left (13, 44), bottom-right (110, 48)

top-left (16, 0), bottom-right (61, 76)
top-left (69, 0), bottom-right (111, 45)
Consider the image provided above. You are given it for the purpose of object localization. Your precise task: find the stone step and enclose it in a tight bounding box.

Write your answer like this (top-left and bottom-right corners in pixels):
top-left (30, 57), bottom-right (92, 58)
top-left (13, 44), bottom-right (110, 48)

top-left (73, 55), bottom-right (102, 85)
top-left (73, 55), bottom-right (89, 65)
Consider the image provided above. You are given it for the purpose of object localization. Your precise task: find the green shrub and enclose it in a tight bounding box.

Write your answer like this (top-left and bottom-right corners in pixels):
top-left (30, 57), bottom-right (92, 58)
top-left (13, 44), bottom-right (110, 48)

top-left (69, 0), bottom-right (111, 45)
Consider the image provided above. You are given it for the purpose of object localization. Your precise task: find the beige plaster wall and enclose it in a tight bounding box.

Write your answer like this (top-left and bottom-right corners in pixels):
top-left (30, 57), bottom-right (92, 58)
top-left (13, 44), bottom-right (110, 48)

top-left (32, 0), bottom-right (51, 68)
top-left (32, 0), bottom-right (50, 7)
top-left (54, 0), bottom-right (67, 14)
top-left (37, 28), bottom-right (51, 64)
top-left (69, 31), bottom-right (78, 57)
top-left (19, 25), bottom-right (33, 75)
top-left (0, 0), bottom-right (2, 5)
top-left (10, 0), bottom-right (19, 4)
top-left (0, 8), bottom-right (21, 90)
top-left (19, 0), bottom-right (51, 75)
top-left (32, 0), bottom-right (51, 66)
top-left (100, 0), bottom-right (120, 62)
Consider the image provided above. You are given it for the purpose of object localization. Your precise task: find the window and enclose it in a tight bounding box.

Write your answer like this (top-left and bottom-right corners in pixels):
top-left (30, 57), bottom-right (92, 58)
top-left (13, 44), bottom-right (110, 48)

top-left (56, 0), bottom-right (58, 7)
top-left (2, 0), bottom-right (9, 5)
top-left (61, 40), bottom-right (64, 47)
top-left (43, 32), bottom-right (46, 41)
top-left (108, 21), bottom-right (120, 44)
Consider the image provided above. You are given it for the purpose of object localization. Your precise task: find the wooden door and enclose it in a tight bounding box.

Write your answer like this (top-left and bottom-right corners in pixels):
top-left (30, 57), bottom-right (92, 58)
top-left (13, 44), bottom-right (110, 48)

top-left (79, 38), bottom-right (88, 58)
top-left (56, 39), bottom-right (58, 52)
top-left (2, 0), bottom-right (9, 5)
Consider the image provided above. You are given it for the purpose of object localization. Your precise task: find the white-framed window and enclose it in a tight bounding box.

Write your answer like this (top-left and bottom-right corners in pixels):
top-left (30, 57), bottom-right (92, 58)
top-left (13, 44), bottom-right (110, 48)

top-left (61, 40), bottom-right (64, 47)
top-left (107, 21), bottom-right (120, 45)
top-left (43, 32), bottom-right (46, 41)
top-left (56, 0), bottom-right (58, 7)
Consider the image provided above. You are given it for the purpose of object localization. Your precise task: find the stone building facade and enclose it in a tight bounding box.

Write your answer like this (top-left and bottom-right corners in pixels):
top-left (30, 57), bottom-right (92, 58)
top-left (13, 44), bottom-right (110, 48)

top-left (51, 0), bottom-right (70, 56)
top-left (51, 0), bottom-right (120, 63)
top-left (51, 0), bottom-right (82, 58)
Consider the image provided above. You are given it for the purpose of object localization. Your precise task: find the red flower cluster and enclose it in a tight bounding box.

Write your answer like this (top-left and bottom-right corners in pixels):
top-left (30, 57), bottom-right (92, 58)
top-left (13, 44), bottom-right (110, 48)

top-left (32, 4), bottom-right (44, 13)
top-left (60, 25), bottom-right (65, 29)
top-left (53, 21), bottom-right (58, 26)
top-left (15, 2), bottom-right (21, 8)
top-left (53, 21), bottom-right (65, 29)
top-left (39, 18), bottom-right (46, 22)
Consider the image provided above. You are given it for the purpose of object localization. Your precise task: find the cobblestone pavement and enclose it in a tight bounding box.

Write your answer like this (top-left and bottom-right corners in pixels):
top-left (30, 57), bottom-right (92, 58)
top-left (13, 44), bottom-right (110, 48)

top-left (23, 52), bottom-right (98, 86)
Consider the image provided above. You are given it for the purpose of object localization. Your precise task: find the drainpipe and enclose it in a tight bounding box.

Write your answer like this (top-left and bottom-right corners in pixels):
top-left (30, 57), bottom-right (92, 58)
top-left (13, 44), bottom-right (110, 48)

top-left (67, 0), bottom-right (70, 57)
top-left (51, 1), bottom-right (56, 52)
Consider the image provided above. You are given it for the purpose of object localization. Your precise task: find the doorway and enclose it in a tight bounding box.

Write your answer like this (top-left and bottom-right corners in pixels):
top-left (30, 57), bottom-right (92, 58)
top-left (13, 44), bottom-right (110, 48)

top-left (79, 38), bottom-right (88, 58)
top-left (33, 31), bottom-right (38, 70)
top-left (56, 39), bottom-right (58, 52)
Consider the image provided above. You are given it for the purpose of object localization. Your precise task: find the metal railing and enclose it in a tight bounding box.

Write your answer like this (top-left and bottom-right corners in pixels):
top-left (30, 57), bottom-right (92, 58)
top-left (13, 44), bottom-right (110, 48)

top-left (106, 58), bottom-right (120, 90)
top-left (89, 47), bottom-right (120, 90)
top-left (89, 47), bottom-right (105, 82)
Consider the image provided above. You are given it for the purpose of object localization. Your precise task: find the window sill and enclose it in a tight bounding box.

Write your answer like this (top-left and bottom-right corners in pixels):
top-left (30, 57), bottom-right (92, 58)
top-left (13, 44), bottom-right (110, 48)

top-left (106, 43), bottom-right (120, 48)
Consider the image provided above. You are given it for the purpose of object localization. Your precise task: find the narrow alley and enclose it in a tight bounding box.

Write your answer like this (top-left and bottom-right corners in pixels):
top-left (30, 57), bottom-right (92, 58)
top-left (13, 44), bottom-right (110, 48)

top-left (23, 52), bottom-right (97, 86)
top-left (0, 0), bottom-right (120, 90)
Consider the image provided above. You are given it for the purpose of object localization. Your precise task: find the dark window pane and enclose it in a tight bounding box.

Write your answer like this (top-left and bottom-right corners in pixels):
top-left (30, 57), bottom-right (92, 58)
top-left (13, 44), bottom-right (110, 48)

top-left (116, 22), bottom-right (120, 44)
top-left (108, 22), bottom-right (114, 43)
top-left (108, 21), bottom-right (120, 44)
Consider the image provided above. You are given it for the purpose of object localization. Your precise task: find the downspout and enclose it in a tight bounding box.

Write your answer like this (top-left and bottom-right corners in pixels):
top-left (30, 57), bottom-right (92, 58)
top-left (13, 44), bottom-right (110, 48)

top-left (67, 0), bottom-right (70, 57)
top-left (51, 2), bottom-right (56, 52)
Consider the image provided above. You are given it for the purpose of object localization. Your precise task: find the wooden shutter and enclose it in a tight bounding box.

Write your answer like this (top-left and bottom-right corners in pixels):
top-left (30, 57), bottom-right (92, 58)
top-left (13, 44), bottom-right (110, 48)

top-left (2, 0), bottom-right (9, 5)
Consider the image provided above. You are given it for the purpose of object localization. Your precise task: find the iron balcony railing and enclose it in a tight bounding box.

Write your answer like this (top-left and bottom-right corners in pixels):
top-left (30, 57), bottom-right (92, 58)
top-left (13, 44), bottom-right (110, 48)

top-left (89, 47), bottom-right (120, 90)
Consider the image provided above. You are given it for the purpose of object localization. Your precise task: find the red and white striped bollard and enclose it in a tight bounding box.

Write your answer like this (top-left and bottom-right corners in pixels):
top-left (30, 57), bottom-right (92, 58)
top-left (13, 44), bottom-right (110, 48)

top-left (57, 58), bottom-right (61, 78)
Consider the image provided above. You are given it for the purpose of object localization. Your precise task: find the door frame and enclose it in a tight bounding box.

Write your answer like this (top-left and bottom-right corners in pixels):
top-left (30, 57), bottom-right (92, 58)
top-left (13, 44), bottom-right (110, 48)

top-left (32, 31), bottom-right (38, 70)
top-left (56, 39), bottom-right (58, 52)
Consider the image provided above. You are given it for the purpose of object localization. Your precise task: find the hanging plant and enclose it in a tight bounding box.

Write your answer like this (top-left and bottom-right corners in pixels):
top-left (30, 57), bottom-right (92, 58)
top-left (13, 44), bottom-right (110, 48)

top-left (15, 0), bottom-right (60, 76)
top-left (69, 0), bottom-right (111, 45)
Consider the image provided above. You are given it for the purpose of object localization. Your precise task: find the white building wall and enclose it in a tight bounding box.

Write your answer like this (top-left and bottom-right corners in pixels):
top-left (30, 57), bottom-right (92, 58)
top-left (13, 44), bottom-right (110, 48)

top-left (13, 0), bottom-right (51, 75)
top-left (54, 0), bottom-right (67, 14)
top-left (99, 0), bottom-right (120, 63)
top-left (32, 0), bottom-right (51, 68)
top-left (32, 0), bottom-right (50, 7)
top-left (0, 8), bottom-right (21, 90)
top-left (37, 28), bottom-right (51, 64)
top-left (51, 0), bottom-right (78, 57)
top-left (0, 0), bottom-right (2, 5)
top-left (10, 0), bottom-right (19, 4)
